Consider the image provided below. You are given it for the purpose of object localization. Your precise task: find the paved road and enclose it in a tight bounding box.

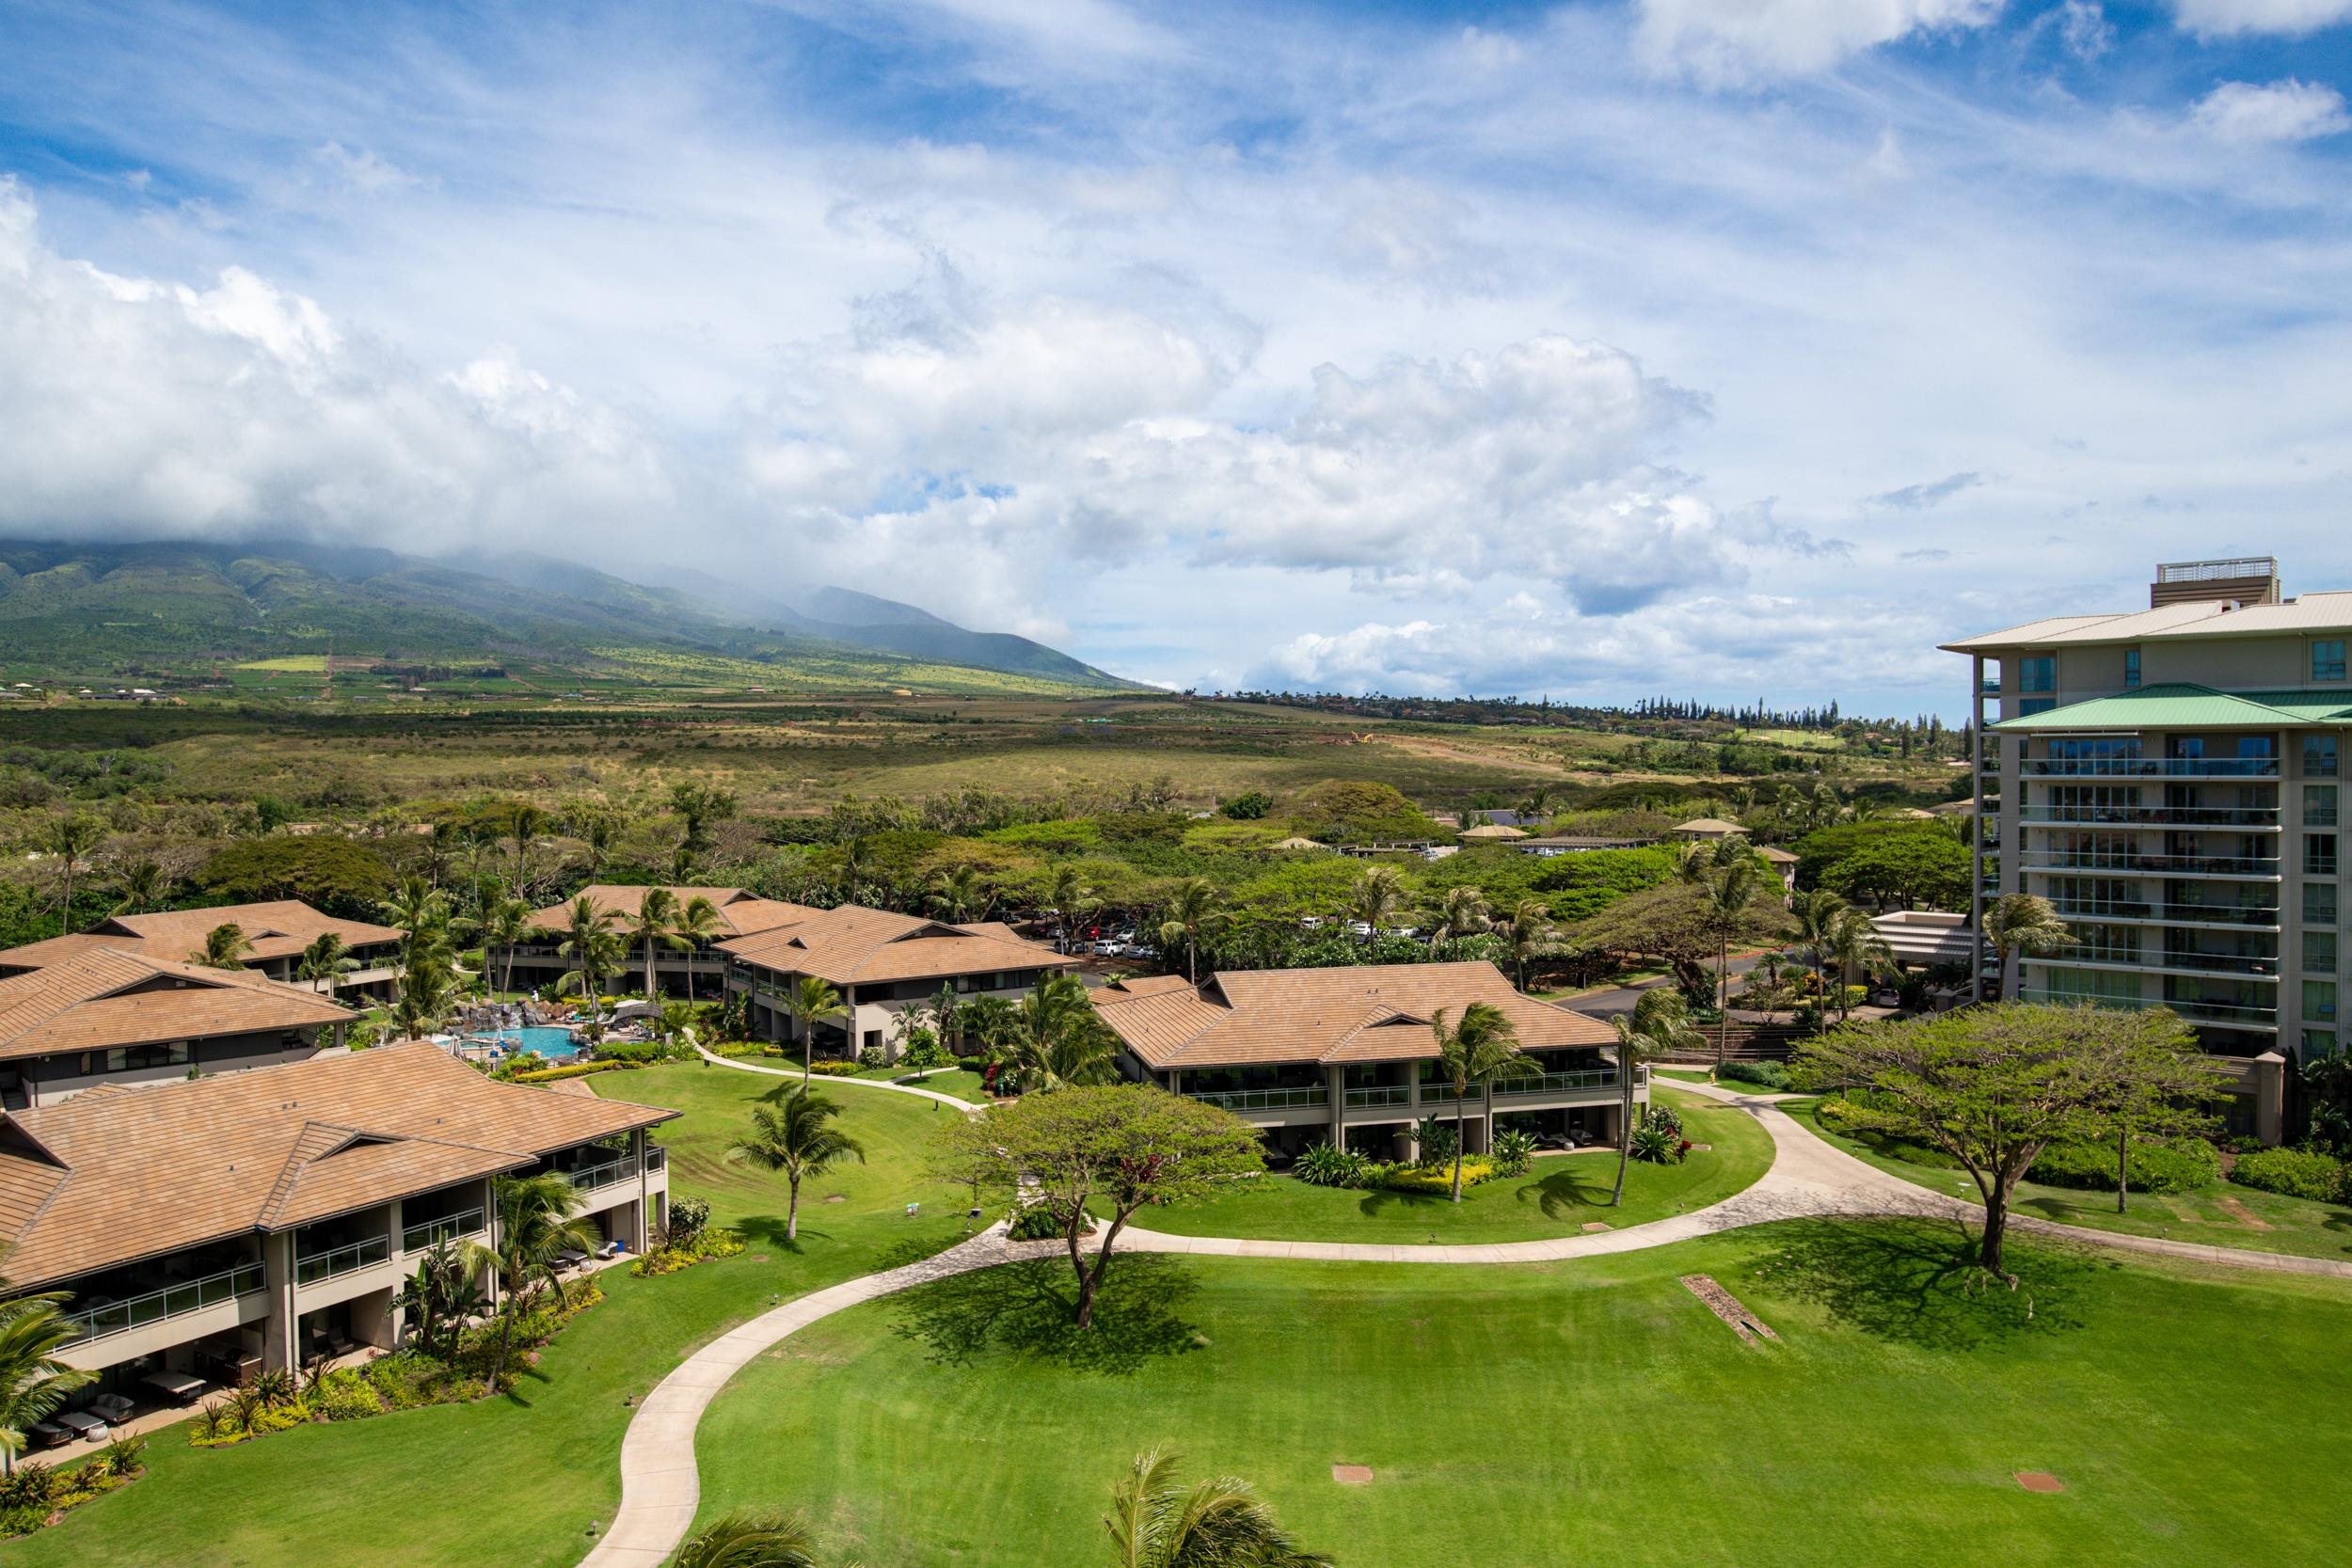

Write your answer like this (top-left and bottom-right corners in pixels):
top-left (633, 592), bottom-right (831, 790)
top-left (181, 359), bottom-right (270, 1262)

top-left (1558, 952), bottom-right (1771, 1020)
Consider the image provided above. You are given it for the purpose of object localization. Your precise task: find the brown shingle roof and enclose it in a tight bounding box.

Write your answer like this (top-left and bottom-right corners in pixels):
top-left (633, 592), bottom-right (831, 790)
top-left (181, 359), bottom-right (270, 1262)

top-left (1093, 961), bottom-right (1615, 1071)
top-left (0, 902), bottom-right (405, 974)
top-left (0, 1042), bottom-right (675, 1287)
top-left (718, 905), bottom-right (1074, 988)
top-left (526, 886), bottom-right (819, 939)
top-left (0, 950), bottom-right (352, 1063)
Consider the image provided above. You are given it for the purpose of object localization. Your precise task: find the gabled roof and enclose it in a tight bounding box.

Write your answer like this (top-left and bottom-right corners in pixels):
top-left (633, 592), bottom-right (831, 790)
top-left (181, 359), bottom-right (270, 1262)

top-left (1944, 591), bottom-right (2352, 653)
top-left (525, 885), bottom-right (819, 940)
top-left (0, 1041), bottom-right (674, 1287)
top-left (1992, 683), bottom-right (2336, 732)
top-left (0, 900), bottom-right (403, 974)
top-left (718, 905), bottom-right (1073, 987)
top-left (1092, 961), bottom-right (1613, 1071)
top-left (1674, 817), bottom-right (1745, 834)
top-left (0, 949), bottom-right (352, 1063)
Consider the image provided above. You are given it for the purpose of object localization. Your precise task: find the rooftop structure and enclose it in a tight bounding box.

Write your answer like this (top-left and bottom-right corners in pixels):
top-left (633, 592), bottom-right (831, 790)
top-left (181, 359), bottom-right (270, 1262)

top-left (0, 900), bottom-right (405, 1001)
top-left (500, 886), bottom-right (823, 1001)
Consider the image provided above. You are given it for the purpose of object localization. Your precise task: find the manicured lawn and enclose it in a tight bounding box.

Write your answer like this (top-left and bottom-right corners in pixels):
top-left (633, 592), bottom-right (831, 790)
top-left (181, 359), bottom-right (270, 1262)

top-left (1121, 1089), bottom-right (1771, 1243)
top-left (694, 1219), bottom-right (2352, 1567)
top-left (8, 1065), bottom-right (975, 1568)
top-left (1792, 1098), bottom-right (2352, 1261)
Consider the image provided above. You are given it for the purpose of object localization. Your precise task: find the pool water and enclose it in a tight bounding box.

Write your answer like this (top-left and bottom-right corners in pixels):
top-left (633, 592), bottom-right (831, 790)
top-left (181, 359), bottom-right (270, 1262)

top-left (484, 1025), bottom-right (582, 1061)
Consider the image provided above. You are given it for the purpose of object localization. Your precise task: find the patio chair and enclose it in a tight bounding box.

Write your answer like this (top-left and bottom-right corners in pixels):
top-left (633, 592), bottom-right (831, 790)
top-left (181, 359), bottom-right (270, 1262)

top-left (326, 1332), bottom-right (358, 1357)
top-left (90, 1392), bottom-right (135, 1424)
top-left (25, 1419), bottom-right (71, 1450)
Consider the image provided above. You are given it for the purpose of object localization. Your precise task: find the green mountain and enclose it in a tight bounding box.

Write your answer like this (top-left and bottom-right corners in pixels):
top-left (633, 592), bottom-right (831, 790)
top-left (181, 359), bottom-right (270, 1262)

top-left (0, 539), bottom-right (1139, 694)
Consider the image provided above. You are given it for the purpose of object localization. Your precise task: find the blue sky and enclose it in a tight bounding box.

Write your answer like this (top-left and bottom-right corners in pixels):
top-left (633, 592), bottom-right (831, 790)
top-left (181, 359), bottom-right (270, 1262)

top-left (1, 0), bottom-right (2347, 711)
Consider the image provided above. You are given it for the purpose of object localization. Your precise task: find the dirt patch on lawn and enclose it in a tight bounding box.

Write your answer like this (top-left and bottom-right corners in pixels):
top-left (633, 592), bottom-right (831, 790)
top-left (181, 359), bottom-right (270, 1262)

top-left (1680, 1274), bottom-right (1780, 1346)
top-left (1332, 1465), bottom-right (1374, 1485)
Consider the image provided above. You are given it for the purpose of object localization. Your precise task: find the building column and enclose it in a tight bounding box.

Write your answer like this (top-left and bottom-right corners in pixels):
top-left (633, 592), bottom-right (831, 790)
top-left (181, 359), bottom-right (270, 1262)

top-left (262, 1231), bottom-right (298, 1372)
top-left (2254, 1051), bottom-right (2288, 1147)
top-left (1970, 651), bottom-right (1987, 1004)
top-left (1327, 1067), bottom-right (1344, 1149)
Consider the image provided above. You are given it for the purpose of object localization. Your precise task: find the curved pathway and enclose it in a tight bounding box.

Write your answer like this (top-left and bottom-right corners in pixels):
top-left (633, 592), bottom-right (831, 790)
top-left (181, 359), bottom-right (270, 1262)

top-left (586, 1069), bottom-right (2352, 1565)
top-left (694, 1044), bottom-right (980, 1113)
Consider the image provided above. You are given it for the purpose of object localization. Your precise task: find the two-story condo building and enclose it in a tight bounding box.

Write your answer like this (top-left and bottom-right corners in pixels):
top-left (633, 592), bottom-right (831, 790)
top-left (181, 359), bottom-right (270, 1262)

top-left (2, 1042), bottom-right (672, 1409)
top-left (501, 886), bottom-right (819, 999)
top-left (722, 906), bottom-right (1077, 1059)
top-left (1091, 961), bottom-right (1645, 1162)
top-left (0, 949), bottom-right (355, 1109)
top-left (0, 900), bottom-right (405, 1003)
top-left (1946, 557), bottom-right (2350, 1142)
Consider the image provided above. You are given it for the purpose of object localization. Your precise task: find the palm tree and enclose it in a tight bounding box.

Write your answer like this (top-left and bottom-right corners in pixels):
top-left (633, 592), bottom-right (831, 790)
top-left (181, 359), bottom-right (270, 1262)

top-left (573, 803), bottom-right (622, 885)
top-left (1155, 877), bottom-right (1224, 984)
top-left (958, 994), bottom-right (1019, 1090)
top-left (780, 974), bottom-right (848, 1085)
top-left (1104, 1449), bottom-right (1332, 1568)
top-left (674, 895), bottom-right (724, 1000)
top-left (0, 1282), bottom-right (94, 1475)
top-left (1493, 898), bottom-right (1557, 991)
top-left (48, 815), bottom-right (101, 936)
top-left (1681, 840), bottom-right (1777, 1076)
top-left (1822, 905), bottom-right (1899, 1022)
top-left (555, 894), bottom-right (627, 1037)
top-left (633, 887), bottom-right (687, 1000)
top-left (191, 922), bottom-right (255, 970)
top-left (1046, 863), bottom-right (1096, 954)
top-left (1789, 888), bottom-right (1850, 1020)
top-left (1608, 990), bottom-right (1702, 1206)
top-left (1428, 885), bottom-right (1491, 952)
top-left (834, 838), bottom-right (873, 905)
top-left (1983, 891), bottom-right (2074, 1002)
top-left (460, 1173), bottom-right (596, 1386)
top-left (926, 863), bottom-right (992, 923)
top-left (295, 930), bottom-right (356, 1002)
top-left (672, 1510), bottom-right (825, 1568)
top-left (507, 802), bottom-right (551, 902)
top-left (727, 1087), bottom-right (866, 1243)
top-left (1346, 864), bottom-right (1409, 942)
top-left (1428, 1002), bottom-right (1534, 1201)
top-left (1003, 973), bottom-right (1120, 1092)
top-left (108, 858), bottom-right (167, 916)
top-left (478, 895), bottom-right (536, 998)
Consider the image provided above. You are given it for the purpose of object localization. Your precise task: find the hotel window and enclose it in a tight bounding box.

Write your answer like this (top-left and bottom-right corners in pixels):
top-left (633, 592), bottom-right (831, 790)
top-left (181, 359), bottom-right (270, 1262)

top-left (2018, 698), bottom-right (2056, 717)
top-left (2306, 1029), bottom-right (2340, 1057)
top-left (2305, 930), bottom-right (2339, 975)
top-left (2310, 735), bottom-right (2343, 778)
top-left (2019, 656), bottom-right (2056, 694)
top-left (76, 1041), bottom-right (192, 1076)
top-left (2307, 834), bottom-right (2339, 878)
top-left (2316, 641), bottom-right (2348, 683)
top-left (2304, 981), bottom-right (2338, 1022)
top-left (2308, 883), bottom-right (2339, 927)
top-left (2122, 648), bottom-right (2140, 689)
top-left (2309, 785), bottom-right (2341, 828)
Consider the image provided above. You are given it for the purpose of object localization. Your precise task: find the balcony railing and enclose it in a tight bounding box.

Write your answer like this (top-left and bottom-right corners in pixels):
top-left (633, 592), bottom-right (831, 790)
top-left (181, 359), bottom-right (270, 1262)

top-left (2014, 807), bottom-right (2279, 828)
top-left (2165, 998), bottom-right (2279, 1025)
top-left (401, 1208), bottom-right (485, 1254)
top-left (1343, 1085), bottom-right (1412, 1108)
top-left (61, 1259), bottom-right (265, 1345)
top-left (1493, 1069), bottom-right (1622, 1099)
top-left (1979, 678), bottom-right (2001, 696)
top-left (566, 1156), bottom-right (642, 1194)
top-left (1184, 1085), bottom-right (1327, 1112)
top-left (294, 1234), bottom-right (391, 1288)
top-left (2023, 853), bottom-right (2281, 878)
top-left (2058, 952), bottom-right (2280, 979)
top-left (2020, 759), bottom-right (2280, 779)
top-left (2044, 898), bottom-right (2280, 928)
top-left (645, 1147), bottom-right (668, 1172)
top-left (1417, 1084), bottom-right (1485, 1103)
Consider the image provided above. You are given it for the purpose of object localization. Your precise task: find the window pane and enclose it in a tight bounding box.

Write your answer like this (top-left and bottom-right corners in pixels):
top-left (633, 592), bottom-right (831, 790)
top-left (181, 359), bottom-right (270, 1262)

top-left (2305, 930), bottom-right (2339, 974)
top-left (2316, 641), bottom-right (2347, 682)
top-left (2123, 649), bottom-right (2140, 689)
top-left (2306, 834), bottom-right (2340, 877)
top-left (2309, 883), bottom-right (2340, 927)
top-left (2020, 657), bottom-right (2056, 694)
top-left (2308, 785), bottom-right (2340, 827)
top-left (2304, 980), bottom-right (2338, 1022)
top-left (2308, 736), bottom-right (2342, 778)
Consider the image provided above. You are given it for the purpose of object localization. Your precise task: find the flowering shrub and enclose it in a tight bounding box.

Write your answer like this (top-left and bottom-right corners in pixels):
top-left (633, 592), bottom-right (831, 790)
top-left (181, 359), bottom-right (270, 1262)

top-left (1383, 1156), bottom-right (1498, 1193)
top-left (630, 1227), bottom-right (747, 1276)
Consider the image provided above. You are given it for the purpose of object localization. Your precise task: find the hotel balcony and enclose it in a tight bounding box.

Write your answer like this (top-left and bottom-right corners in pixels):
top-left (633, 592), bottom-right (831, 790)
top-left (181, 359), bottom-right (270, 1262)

top-left (2021, 852), bottom-right (2281, 879)
top-left (2013, 807), bottom-right (2279, 830)
top-left (2043, 898), bottom-right (2280, 931)
top-left (2019, 758), bottom-right (2281, 779)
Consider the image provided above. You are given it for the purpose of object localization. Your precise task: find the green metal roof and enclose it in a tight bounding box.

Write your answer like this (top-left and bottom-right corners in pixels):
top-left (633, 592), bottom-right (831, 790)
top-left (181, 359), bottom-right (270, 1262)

top-left (1994, 683), bottom-right (2352, 732)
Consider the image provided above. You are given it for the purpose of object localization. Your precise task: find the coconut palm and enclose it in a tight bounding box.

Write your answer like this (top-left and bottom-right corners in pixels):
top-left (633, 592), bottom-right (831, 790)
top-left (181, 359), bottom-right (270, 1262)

top-left (1822, 905), bottom-right (1899, 1022)
top-left (674, 895), bottom-right (724, 1000)
top-left (462, 1172), bottom-right (596, 1385)
top-left (191, 922), bottom-right (255, 970)
top-left (672, 1510), bottom-right (826, 1568)
top-left (1984, 891), bottom-right (2074, 1002)
top-left (1104, 1449), bottom-right (1332, 1568)
top-left (958, 993), bottom-right (1020, 1090)
top-left (506, 802), bottom-right (551, 902)
top-left (1680, 840), bottom-right (1778, 1076)
top-left (1608, 990), bottom-right (1703, 1206)
top-left (1046, 863), bottom-right (1096, 954)
top-left (1155, 877), bottom-right (1225, 984)
top-left (554, 894), bottom-right (627, 1037)
top-left (1346, 864), bottom-right (1409, 942)
top-left (573, 803), bottom-right (623, 885)
top-left (633, 887), bottom-right (688, 1000)
top-left (727, 1087), bottom-right (866, 1243)
top-left (107, 857), bottom-right (167, 916)
top-left (1492, 898), bottom-right (1558, 992)
top-left (1789, 888), bottom-right (1849, 1019)
top-left (1428, 885), bottom-right (1491, 951)
top-left (478, 895), bottom-right (537, 999)
top-left (47, 814), bottom-right (102, 935)
top-left (0, 1280), bottom-right (94, 1475)
top-left (779, 974), bottom-right (848, 1085)
top-left (1002, 973), bottom-right (1120, 1092)
top-left (926, 863), bottom-right (992, 923)
top-left (295, 930), bottom-right (357, 1002)
top-left (1428, 1002), bottom-right (1535, 1201)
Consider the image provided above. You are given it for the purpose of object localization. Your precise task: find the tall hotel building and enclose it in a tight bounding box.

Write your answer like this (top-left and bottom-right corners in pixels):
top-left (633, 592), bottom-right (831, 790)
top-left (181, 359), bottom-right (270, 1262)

top-left (1947, 558), bottom-right (2348, 1144)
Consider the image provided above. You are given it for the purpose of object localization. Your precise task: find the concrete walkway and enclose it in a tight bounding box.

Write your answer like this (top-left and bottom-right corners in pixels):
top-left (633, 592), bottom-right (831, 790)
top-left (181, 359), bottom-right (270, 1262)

top-left (694, 1044), bottom-right (981, 1113)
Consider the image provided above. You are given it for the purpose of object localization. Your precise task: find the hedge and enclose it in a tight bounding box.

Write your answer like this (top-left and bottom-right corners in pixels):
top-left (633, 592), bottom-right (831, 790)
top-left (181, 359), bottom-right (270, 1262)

top-left (2026, 1138), bottom-right (2220, 1195)
top-left (2230, 1146), bottom-right (2348, 1203)
top-left (512, 1059), bottom-right (638, 1084)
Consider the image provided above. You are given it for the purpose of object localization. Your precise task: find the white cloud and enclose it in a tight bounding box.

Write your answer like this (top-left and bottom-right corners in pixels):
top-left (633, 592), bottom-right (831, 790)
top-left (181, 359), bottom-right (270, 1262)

top-left (1634, 0), bottom-right (2003, 85)
top-left (2189, 80), bottom-right (2352, 145)
top-left (2054, 0), bottom-right (2115, 57)
top-left (2169, 0), bottom-right (2352, 37)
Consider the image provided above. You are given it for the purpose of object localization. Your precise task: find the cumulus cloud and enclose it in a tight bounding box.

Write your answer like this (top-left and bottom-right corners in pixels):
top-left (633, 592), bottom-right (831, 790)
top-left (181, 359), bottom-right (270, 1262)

top-left (2189, 80), bottom-right (2352, 145)
top-left (1633, 0), bottom-right (2003, 85)
top-left (2169, 0), bottom-right (2352, 36)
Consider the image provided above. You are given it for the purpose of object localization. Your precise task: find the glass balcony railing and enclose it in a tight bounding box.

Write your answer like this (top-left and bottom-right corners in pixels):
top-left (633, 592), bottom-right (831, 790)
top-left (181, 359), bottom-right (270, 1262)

top-left (61, 1259), bottom-right (266, 1345)
top-left (294, 1235), bottom-right (391, 1288)
top-left (2013, 807), bottom-right (2279, 828)
top-left (401, 1208), bottom-right (485, 1254)
top-left (2044, 898), bottom-right (2280, 928)
top-left (645, 1147), bottom-right (668, 1172)
top-left (1417, 1084), bottom-right (1485, 1102)
top-left (1343, 1085), bottom-right (1412, 1108)
top-left (1184, 1085), bottom-right (1327, 1112)
top-left (2062, 953), bottom-right (2280, 979)
top-left (566, 1155), bottom-right (642, 1194)
top-left (2017, 989), bottom-right (2276, 1026)
top-left (2022, 853), bottom-right (2281, 878)
top-left (2021, 758), bottom-right (2280, 778)
top-left (1492, 1069), bottom-right (1622, 1098)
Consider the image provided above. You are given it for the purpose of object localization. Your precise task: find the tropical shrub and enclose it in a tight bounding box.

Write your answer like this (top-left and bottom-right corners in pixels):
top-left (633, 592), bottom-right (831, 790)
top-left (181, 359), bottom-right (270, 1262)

top-left (512, 1059), bottom-right (635, 1084)
top-left (2231, 1146), bottom-right (2349, 1203)
top-left (1293, 1141), bottom-right (1372, 1188)
top-left (1629, 1122), bottom-right (1687, 1164)
top-left (1384, 1156), bottom-right (1498, 1193)
top-left (309, 1369), bottom-right (386, 1422)
top-left (1491, 1128), bottom-right (1537, 1178)
top-left (1641, 1103), bottom-right (1684, 1140)
top-left (630, 1227), bottom-right (745, 1276)
top-left (810, 1059), bottom-right (861, 1076)
top-left (665, 1195), bottom-right (713, 1249)
top-left (857, 1041), bottom-right (890, 1069)
top-left (1414, 1116), bottom-right (1460, 1164)
top-left (0, 1462), bottom-right (58, 1511)
top-left (1719, 1060), bottom-right (1791, 1090)
top-left (2027, 1138), bottom-right (2221, 1195)
top-left (1008, 1202), bottom-right (1093, 1240)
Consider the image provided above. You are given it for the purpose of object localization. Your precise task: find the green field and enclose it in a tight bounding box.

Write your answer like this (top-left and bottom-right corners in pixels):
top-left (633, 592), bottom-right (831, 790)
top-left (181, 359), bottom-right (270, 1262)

top-left (1124, 1088), bottom-right (1770, 1243)
top-left (692, 1222), bottom-right (2352, 1568)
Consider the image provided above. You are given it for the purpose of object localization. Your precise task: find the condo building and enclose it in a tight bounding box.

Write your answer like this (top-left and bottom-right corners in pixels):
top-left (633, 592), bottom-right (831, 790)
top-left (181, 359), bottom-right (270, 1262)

top-left (1947, 557), bottom-right (2348, 1142)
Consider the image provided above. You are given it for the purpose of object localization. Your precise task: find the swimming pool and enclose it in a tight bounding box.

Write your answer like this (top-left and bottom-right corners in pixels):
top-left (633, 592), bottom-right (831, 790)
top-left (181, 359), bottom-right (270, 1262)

top-left (481, 1025), bottom-right (581, 1061)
